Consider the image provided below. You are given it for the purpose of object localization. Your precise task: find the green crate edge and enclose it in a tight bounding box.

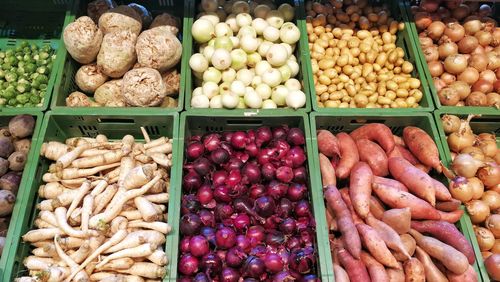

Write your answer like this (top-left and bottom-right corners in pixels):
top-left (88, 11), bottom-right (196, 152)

top-left (0, 111), bottom-right (44, 280)
top-left (305, 1), bottom-right (435, 113)
top-left (182, 0), bottom-right (313, 114)
top-left (169, 111), bottom-right (334, 281)
top-left (48, 0), bottom-right (189, 113)
top-left (433, 108), bottom-right (498, 282)
top-left (309, 111), bottom-right (485, 281)
top-left (1, 110), bottom-right (181, 281)
top-left (402, 0), bottom-right (499, 115)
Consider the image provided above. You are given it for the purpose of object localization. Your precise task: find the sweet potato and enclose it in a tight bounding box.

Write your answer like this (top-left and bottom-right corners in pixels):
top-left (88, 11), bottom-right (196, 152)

top-left (382, 208), bottom-right (411, 234)
top-left (360, 251), bottom-right (389, 282)
top-left (388, 157), bottom-right (436, 206)
top-left (446, 265), bottom-right (478, 282)
top-left (319, 153), bottom-right (336, 186)
top-left (410, 220), bottom-right (475, 264)
top-left (333, 263), bottom-right (351, 282)
top-left (435, 199), bottom-right (461, 212)
top-left (373, 176), bottom-right (408, 192)
top-left (370, 196), bottom-right (386, 220)
top-left (339, 188), bottom-right (363, 225)
top-left (404, 258), bottom-right (425, 282)
top-left (366, 214), bottom-right (411, 260)
top-left (356, 223), bottom-right (399, 268)
top-left (389, 145), bottom-right (419, 166)
top-left (349, 162), bottom-right (373, 218)
top-left (336, 132), bottom-right (359, 179)
top-left (394, 234), bottom-right (416, 261)
top-left (372, 183), bottom-right (441, 220)
top-left (438, 209), bottom-right (464, 223)
top-left (326, 207), bottom-right (338, 231)
top-left (387, 265), bottom-right (405, 282)
top-left (409, 229), bottom-right (469, 275)
top-left (394, 135), bottom-right (405, 147)
top-left (337, 248), bottom-right (371, 282)
top-left (414, 246), bottom-right (448, 282)
top-left (317, 130), bottom-right (340, 157)
top-left (350, 123), bottom-right (395, 153)
top-left (403, 126), bottom-right (442, 173)
top-left (325, 186), bottom-right (362, 259)
top-left (431, 178), bottom-right (452, 201)
top-left (356, 139), bottom-right (389, 176)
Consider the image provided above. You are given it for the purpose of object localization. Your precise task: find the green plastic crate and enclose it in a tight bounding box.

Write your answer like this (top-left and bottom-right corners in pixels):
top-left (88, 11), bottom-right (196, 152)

top-left (49, 0), bottom-right (190, 113)
top-left (304, 0), bottom-right (435, 113)
top-left (2, 111), bottom-right (181, 281)
top-left (170, 112), bottom-right (334, 281)
top-left (183, 0), bottom-right (313, 114)
top-left (404, 0), bottom-right (500, 115)
top-left (0, 112), bottom-right (43, 279)
top-left (309, 112), bottom-right (484, 281)
top-left (0, 1), bottom-right (71, 112)
top-left (434, 108), bottom-right (500, 282)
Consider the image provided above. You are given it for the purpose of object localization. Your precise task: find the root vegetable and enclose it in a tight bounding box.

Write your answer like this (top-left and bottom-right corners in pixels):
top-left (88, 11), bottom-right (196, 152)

top-left (319, 152), bottom-right (336, 186)
top-left (63, 16), bottom-right (103, 64)
top-left (360, 251), bottom-right (389, 282)
top-left (484, 254), bottom-right (500, 281)
top-left (0, 190), bottom-right (15, 216)
top-left (8, 115), bottom-right (35, 139)
top-left (333, 263), bottom-right (350, 282)
top-left (337, 247), bottom-right (370, 281)
top-left (98, 257), bottom-right (134, 271)
top-left (13, 139), bottom-right (31, 154)
top-left (98, 5), bottom-right (142, 35)
top-left (356, 139), bottom-right (388, 177)
top-left (0, 137), bottom-right (14, 158)
top-left (0, 171), bottom-right (22, 193)
top-left (350, 123), bottom-right (395, 153)
top-left (115, 262), bottom-right (166, 279)
top-left (136, 26), bottom-right (182, 72)
top-left (415, 246), bottom-right (447, 282)
top-left (356, 223), bottom-right (400, 268)
top-left (349, 162), bottom-right (373, 218)
top-left (404, 258), bottom-right (425, 282)
top-left (127, 220), bottom-right (171, 234)
top-left (438, 209), bottom-right (464, 223)
top-left (393, 234), bottom-right (416, 261)
top-left (134, 196), bottom-right (160, 221)
top-left (55, 207), bottom-right (98, 238)
top-left (22, 228), bottom-right (63, 242)
top-left (336, 132), bottom-right (359, 179)
top-left (96, 243), bottom-right (156, 268)
top-left (105, 230), bottom-right (165, 253)
top-left (382, 208), bottom-right (411, 234)
top-left (403, 126), bottom-right (443, 173)
top-left (317, 130), bottom-right (340, 157)
top-left (147, 249), bottom-right (168, 266)
top-left (435, 199), bottom-right (461, 212)
top-left (366, 214), bottom-right (411, 260)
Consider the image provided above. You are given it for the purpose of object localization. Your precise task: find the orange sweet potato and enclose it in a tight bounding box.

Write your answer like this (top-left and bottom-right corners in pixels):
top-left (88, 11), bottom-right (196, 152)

top-left (403, 126), bottom-right (442, 173)
top-left (388, 157), bottom-right (436, 206)
top-left (446, 265), bottom-right (478, 282)
top-left (333, 263), bottom-right (351, 282)
top-left (350, 123), bottom-right (395, 153)
top-left (393, 135), bottom-right (406, 147)
top-left (387, 266), bottom-right (405, 282)
top-left (438, 209), bottom-right (464, 223)
top-left (370, 196), bottom-right (386, 220)
top-left (336, 132), bottom-right (359, 179)
top-left (373, 176), bottom-right (408, 192)
top-left (415, 246), bottom-right (448, 282)
top-left (357, 223), bottom-right (400, 268)
top-left (349, 162), bottom-right (373, 218)
top-left (366, 214), bottom-right (411, 260)
top-left (356, 139), bottom-right (389, 176)
top-left (337, 248), bottom-right (371, 282)
top-left (382, 208), bottom-right (411, 234)
top-left (404, 258), bottom-right (425, 282)
top-left (317, 130), bottom-right (340, 157)
top-left (388, 145), bottom-right (419, 166)
top-left (340, 188), bottom-right (363, 225)
top-left (360, 251), bottom-right (390, 282)
top-left (394, 234), bottom-right (416, 261)
top-left (431, 178), bottom-right (452, 201)
top-left (319, 152), bottom-right (336, 187)
top-left (435, 199), bottom-right (461, 212)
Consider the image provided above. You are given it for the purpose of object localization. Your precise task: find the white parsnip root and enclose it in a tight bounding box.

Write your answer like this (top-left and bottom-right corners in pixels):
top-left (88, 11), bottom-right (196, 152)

top-left (22, 132), bottom-right (172, 281)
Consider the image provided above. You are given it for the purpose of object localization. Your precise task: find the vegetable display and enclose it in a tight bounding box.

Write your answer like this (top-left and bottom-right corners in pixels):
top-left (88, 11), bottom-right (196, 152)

top-left (305, 0), bottom-right (424, 109)
top-left (412, 1), bottom-right (499, 108)
top-left (439, 114), bottom-right (499, 279)
top-left (63, 1), bottom-right (181, 108)
top-left (189, 1), bottom-right (307, 109)
top-left (0, 115), bottom-right (35, 258)
top-left (317, 122), bottom-right (480, 281)
top-left (0, 42), bottom-right (56, 108)
top-left (178, 125), bottom-right (318, 280)
top-left (16, 129), bottom-right (172, 281)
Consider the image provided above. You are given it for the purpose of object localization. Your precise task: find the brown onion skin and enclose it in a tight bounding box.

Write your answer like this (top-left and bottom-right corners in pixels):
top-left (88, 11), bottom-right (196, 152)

top-left (458, 36), bottom-right (479, 54)
top-left (472, 79), bottom-right (494, 93)
top-left (492, 28), bottom-right (500, 47)
top-left (434, 78), bottom-right (447, 91)
top-left (427, 21), bottom-right (446, 40)
top-left (465, 91), bottom-right (487, 106)
top-left (449, 81), bottom-right (471, 99)
top-left (438, 87), bottom-right (460, 105)
top-left (457, 67), bottom-right (479, 85)
top-left (475, 30), bottom-right (493, 46)
top-left (484, 254), bottom-right (500, 280)
top-left (478, 162), bottom-right (500, 188)
top-left (452, 5), bottom-right (470, 21)
top-left (486, 93), bottom-right (500, 108)
top-left (494, 81), bottom-right (500, 92)
top-left (444, 22), bottom-right (465, 42)
top-left (480, 70), bottom-right (497, 84)
top-left (419, 36), bottom-right (434, 49)
top-left (428, 61), bottom-right (444, 77)
top-left (415, 12), bottom-right (432, 30)
top-left (420, 0), bottom-right (439, 13)
top-left (438, 42), bottom-right (458, 59)
top-left (424, 46), bottom-right (439, 62)
top-left (441, 72), bottom-right (457, 84)
top-left (444, 54), bottom-right (468, 74)
top-left (468, 54), bottom-right (488, 72)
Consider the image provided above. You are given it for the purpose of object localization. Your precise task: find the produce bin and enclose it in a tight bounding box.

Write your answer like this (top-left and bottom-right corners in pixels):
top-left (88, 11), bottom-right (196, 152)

top-left (404, 0), bottom-right (500, 114)
top-left (0, 112), bottom-right (43, 279)
top-left (183, 0), bottom-right (314, 114)
top-left (309, 112), bottom-right (483, 280)
top-left (171, 112), bottom-right (333, 281)
top-left (2, 111), bottom-right (181, 281)
top-left (49, 0), bottom-right (190, 113)
top-left (434, 108), bottom-right (500, 282)
top-left (303, 0), bottom-right (435, 112)
top-left (0, 0), bottom-right (71, 112)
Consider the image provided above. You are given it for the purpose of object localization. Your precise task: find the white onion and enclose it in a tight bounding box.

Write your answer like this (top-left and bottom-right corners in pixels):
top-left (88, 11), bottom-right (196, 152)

top-left (192, 19), bottom-right (215, 43)
top-left (271, 85), bottom-right (289, 106)
top-left (199, 13), bottom-right (220, 26)
top-left (191, 95), bottom-right (210, 108)
top-left (225, 14), bottom-right (239, 32)
top-left (252, 18), bottom-right (269, 35)
top-left (201, 0), bottom-right (218, 12)
top-left (219, 82), bottom-right (231, 95)
top-left (230, 49), bottom-right (247, 70)
top-left (258, 40), bottom-right (273, 57)
top-left (214, 36), bottom-right (233, 51)
top-left (202, 45), bottom-right (215, 61)
top-left (255, 60), bottom-right (272, 76)
top-left (221, 93), bottom-right (239, 108)
top-left (262, 99), bottom-right (278, 109)
top-left (207, 38), bottom-right (215, 47)
top-left (203, 67), bottom-right (222, 83)
top-left (285, 78), bottom-right (301, 91)
top-left (286, 60), bottom-right (299, 77)
top-left (189, 53), bottom-right (209, 73)
top-left (240, 35), bottom-right (259, 53)
top-left (266, 44), bottom-right (288, 67)
top-left (263, 26), bottom-right (280, 42)
top-left (247, 52), bottom-right (262, 68)
top-left (262, 68), bottom-right (282, 87)
top-left (229, 36), bottom-right (240, 48)
top-left (256, 83), bottom-right (272, 99)
top-left (193, 87), bottom-right (203, 97)
top-left (202, 81), bottom-right (219, 99)
top-left (236, 97), bottom-right (246, 108)
top-left (209, 95), bottom-right (223, 108)
top-left (289, 54), bottom-right (297, 62)
top-left (244, 89), bottom-right (263, 108)
top-left (237, 69), bottom-right (254, 86)
top-left (286, 90), bottom-right (306, 109)
top-left (280, 22), bottom-right (300, 45)
top-left (280, 43), bottom-right (293, 57)
top-left (238, 26), bottom-right (257, 38)
top-left (236, 13), bottom-right (252, 27)
top-left (266, 10), bottom-right (284, 29)
top-left (254, 4), bottom-right (271, 19)
top-left (279, 65), bottom-right (292, 81)
top-left (211, 49), bottom-right (232, 70)
top-left (251, 76), bottom-right (263, 88)
top-left (215, 22), bottom-right (233, 37)
top-left (232, 1), bottom-right (250, 14)
top-left (230, 80), bottom-right (246, 97)
top-left (278, 3), bottom-right (295, 22)
top-left (222, 68), bottom-right (237, 83)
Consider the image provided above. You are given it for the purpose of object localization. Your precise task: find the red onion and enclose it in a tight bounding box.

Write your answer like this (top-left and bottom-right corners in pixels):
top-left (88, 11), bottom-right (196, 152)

top-left (231, 131), bottom-right (247, 149)
top-left (215, 203), bottom-right (234, 220)
top-left (183, 170), bottom-right (202, 191)
top-left (273, 126), bottom-right (288, 140)
top-left (226, 169), bottom-right (242, 187)
top-left (197, 184), bottom-right (213, 205)
top-left (287, 128), bottom-right (306, 145)
top-left (280, 218), bottom-right (297, 234)
top-left (245, 142), bottom-right (259, 157)
top-left (249, 184), bottom-right (266, 199)
top-left (261, 162), bottom-right (276, 180)
top-left (243, 256), bottom-right (265, 278)
top-left (216, 227), bottom-right (237, 249)
top-left (276, 166), bottom-right (294, 183)
top-left (213, 170), bottom-right (228, 186)
top-left (285, 146), bottom-right (307, 168)
top-left (214, 185), bottom-right (232, 203)
top-left (294, 200), bottom-right (311, 217)
top-left (190, 235), bottom-right (210, 257)
top-left (255, 196), bottom-right (276, 217)
top-left (267, 181), bottom-right (289, 199)
top-left (256, 126), bottom-right (272, 147)
top-left (187, 141), bottom-right (205, 160)
top-left (293, 167), bottom-right (308, 184)
top-left (180, 213), bottom-right (202, 235)
top-left (201, 252), bottom-right (223, 277)
top-left (211, 148), bottom-right (229, 164)
top-left (199, 209), bottom-right (216, 227)
top-left (242, 162), bottom-right (261, 183)
top-left (266, 230), bottom-right (286, 246)
top-left (289, 247), bottom-right (316, 274)
top-left (265, 253), bottom-right (285, 273)
top-left (233, 213), bottom-right (251, 231)
top-left (220, 267), bottom-right (240, 282)
top-left (226, 246), bottom-right (247, 267)
top-left (179, 253), bottom-right (199, 275)
top-left (182, 194), bottom-right (201, 214)
top-left (287, 183), bottom-right (307, 201)
top-left (236, 234), bottom-right (251, 252)
top-left (200, 226), bottom-right (216, 245)
top-left (203, 133), bottom-right (221, 151)
top-left (224, 157), bottom-right (244, 171)
top-left (247, 226), bottom-right (265, 247)
top-left (193, 273), bottom-right (210, 282)
top-left (193, 157), bottom-right (213, 176)
top-left (276, 198), bottom-right (294, 218)
top-left (180, 236), bottom-right (191, 253)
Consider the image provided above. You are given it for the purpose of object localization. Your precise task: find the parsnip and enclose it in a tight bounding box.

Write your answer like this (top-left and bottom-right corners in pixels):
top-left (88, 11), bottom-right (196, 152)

top-left (105, 230), bottom-right (165, 253)
top-left (134, 196), bottom-right (159, 222)
top-left (98, 257), bottom-right (134, 271)
top-left (40, 141), bottom-right (70, 161)
top-left (57, 163), bottom-right (120, 179)
top-left (72, 149), bottom-right (125, 168)
top-left (69, 241), bottom-right (91, 264)
top-left (54, 207), bottom-right (97, 238)
top-left (66, 181), bottom-right (91, 218)
top-left (127, 220), bottom-right (171, 234)
top-left (96, 243), bottom-right (155, 268)
top-left (54, 235), bottom-right (89, 281)
top-left (23, 228), bottom-right (63, 242)
top-left (143, 193), bottom-right (169, 204)
top-left (93, 184), bottom-right (117, 214)
top-left (116, 262), bottom-right (166, 279)
top-left (81, 195), bottom-right (93, 231)
top-left (147, 249), bottom-right (168, 266)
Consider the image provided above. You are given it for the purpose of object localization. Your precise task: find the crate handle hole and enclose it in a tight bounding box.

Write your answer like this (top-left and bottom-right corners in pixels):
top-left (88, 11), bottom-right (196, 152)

top-left (226, 119), bottom-right (263, 126)
top-left (97, 118), bottom-right (135, 124)
top-left (350, 119), bottom-right (385, 124)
